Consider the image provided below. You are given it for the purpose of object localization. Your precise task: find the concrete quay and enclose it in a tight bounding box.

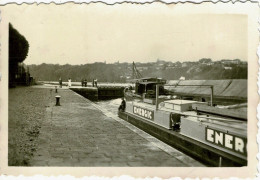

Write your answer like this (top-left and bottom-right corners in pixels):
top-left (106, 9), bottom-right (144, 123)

top-left (31, 87), bottom-right (204, 166)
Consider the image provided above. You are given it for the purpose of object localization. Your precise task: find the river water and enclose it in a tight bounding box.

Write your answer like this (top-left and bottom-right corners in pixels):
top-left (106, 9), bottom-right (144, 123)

top-left (95, 98), bottom-right (122, 114)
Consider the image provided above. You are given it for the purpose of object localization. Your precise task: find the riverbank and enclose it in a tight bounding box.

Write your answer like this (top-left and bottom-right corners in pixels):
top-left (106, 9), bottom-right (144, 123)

top-left (8, 85), bottom-right (203, 167)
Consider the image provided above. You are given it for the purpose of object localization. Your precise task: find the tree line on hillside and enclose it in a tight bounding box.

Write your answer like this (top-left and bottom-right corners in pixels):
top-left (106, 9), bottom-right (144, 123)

top-left (28, 63), bottom-right (123, 82)
top-left (28, 61), bottom-right (247, 82)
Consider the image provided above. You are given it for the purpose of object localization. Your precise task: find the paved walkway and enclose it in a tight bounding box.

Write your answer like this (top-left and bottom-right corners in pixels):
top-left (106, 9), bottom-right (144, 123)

top-left (31, 87), bottom-right (204, 166)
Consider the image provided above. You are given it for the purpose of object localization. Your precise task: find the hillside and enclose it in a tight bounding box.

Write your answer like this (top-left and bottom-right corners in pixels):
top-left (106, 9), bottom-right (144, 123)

top-left (141, 64), bottom-right (247, 80)
top-left (28, 60), bottom-right (247, 82)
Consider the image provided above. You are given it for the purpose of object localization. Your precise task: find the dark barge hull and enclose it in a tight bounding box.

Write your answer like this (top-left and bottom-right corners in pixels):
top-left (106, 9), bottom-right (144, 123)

top-left (118, 111), bottom-right (247, 167)
top-left (70, 86), bottom-right (125, 101)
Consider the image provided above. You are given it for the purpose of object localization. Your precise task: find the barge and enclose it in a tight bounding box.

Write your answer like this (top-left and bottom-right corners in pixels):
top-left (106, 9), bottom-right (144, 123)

top-left (118, 78), bottom-right (247, 166)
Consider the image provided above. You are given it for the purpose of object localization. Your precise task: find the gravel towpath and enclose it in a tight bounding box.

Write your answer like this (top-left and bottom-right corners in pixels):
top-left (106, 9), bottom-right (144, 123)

top-left (8, 86), bottom-right (52, 165)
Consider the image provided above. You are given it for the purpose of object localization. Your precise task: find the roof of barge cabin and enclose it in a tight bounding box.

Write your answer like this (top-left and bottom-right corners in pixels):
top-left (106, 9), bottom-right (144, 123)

top-left (137, 81), bottom-right (162, 85)
top-left (165, 79), bottom-right (247, 100)
top-left (129, 77), bottom-right (166, 84)
top-left (137, 77), bottom-right (166, 83)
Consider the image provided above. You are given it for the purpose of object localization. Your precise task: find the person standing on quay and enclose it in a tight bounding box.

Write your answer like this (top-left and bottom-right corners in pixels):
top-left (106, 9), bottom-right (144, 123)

top-left (94, 79), bottom-right (98, 87)
top-left (84, 79), bottom-right (87, 87)
top-left (118, 97), bottom-right (126, 112)
top-left (81, 78), bottom-right (84, 87)
top-left (68, 78), bottom-right (72, 87)
top-left (59, 77), bottom-right (62, 88)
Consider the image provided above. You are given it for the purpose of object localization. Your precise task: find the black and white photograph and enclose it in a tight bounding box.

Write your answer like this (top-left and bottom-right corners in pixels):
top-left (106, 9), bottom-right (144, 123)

top-left (0, 1), bottom-right (259, 178)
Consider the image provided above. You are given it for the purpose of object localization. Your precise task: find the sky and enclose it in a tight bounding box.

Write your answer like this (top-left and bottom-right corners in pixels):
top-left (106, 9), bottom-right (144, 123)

top-left (3, 3), bottom-right (248, 65)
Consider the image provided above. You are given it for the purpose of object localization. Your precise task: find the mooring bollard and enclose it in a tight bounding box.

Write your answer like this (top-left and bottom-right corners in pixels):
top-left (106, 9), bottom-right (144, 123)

top-left (55, 86), bottom-right (58, 93)
top-left (55, 95), bottom-right (61, 106)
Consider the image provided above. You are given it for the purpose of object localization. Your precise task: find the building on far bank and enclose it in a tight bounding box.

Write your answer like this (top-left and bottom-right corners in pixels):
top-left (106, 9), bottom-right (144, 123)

top-left (224, 66), bottom-right (232, 70)
top-left (221, 59), bottom-right (241, 64)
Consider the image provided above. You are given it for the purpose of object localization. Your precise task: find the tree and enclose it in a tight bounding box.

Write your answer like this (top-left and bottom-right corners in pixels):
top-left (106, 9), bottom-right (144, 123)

top-left (199, 58), bottom-right (212, 64)
top-left (9, 23), bottom-right (29, 87)
top-left (175, 61), bottom-right (181, 67)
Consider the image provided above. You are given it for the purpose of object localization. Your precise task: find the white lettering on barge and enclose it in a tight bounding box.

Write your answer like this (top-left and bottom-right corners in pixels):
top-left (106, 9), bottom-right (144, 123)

top-left (206, 127), bottom-right (247, 156)
top-left (133, 106), bottom-right (154, 120)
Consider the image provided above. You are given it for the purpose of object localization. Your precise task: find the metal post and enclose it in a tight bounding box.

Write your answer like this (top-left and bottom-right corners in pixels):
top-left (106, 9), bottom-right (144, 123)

top-left (210, 86), bottom-right (214, 106)
top-left (55, 95), bottom-right (61, 106)
top-left (156, 84), bottom-right (159, 110)
top-left (219, 156), bottom-right (222, 167)
top-left (55, 86), bottom-right (58, 93)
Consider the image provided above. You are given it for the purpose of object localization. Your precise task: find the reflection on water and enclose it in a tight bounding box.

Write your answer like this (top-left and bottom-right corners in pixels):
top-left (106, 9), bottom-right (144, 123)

top-left (95, 98), bottom-right (122, 114)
